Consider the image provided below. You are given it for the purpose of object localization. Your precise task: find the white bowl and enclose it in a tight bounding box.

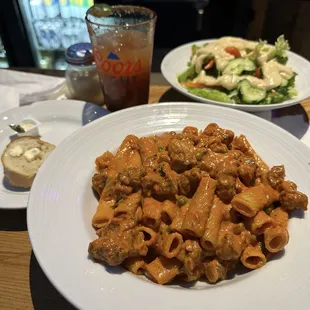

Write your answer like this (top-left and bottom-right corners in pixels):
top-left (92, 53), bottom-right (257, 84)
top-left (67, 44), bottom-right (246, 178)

top-left (161, 39), bottom-right (310, 112)
top-left (27, 102), bottom-right (310, 310)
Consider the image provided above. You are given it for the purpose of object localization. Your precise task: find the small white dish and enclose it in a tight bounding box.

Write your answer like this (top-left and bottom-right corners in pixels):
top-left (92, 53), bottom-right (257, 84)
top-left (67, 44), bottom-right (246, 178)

top-left (15, 117), bottom-right (41, 137)
top-left (161, 39), bottom-right (310, 112)
top-left (0, 99), bottom-right (109, 209)
top-left (27, 102), bottom-right (310, 310)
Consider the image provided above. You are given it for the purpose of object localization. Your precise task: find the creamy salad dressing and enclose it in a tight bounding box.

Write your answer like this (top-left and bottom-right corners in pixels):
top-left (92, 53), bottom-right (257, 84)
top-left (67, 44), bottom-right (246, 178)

top-left (192, 37), bottom-right (293, 90)
top-left (192, 37), bottom-right (257, 72)
top-left (257, 53), bottom-right (268, 65)
top-left (193, 72), bottom-right (266, 90)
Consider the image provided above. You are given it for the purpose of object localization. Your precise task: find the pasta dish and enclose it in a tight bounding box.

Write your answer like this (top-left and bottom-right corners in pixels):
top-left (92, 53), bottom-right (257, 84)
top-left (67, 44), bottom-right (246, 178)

top-left (88, 124), bottom-right (308, 284)
top-left (178, 36), bottom-right (297, 105)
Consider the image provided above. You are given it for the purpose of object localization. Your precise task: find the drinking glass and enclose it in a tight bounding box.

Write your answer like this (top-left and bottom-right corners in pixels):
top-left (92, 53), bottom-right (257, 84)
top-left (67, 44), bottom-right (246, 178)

top-left (86, 5), bottom-right (157, 111)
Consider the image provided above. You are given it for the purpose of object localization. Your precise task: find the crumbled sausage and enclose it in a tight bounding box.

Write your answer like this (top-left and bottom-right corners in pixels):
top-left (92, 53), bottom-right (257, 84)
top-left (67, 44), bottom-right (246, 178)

top-left (280, 181), bottom-right (308, 211)
top-left (267, 165), bottom-right (285, 190)
top-left (118, 167), bottom-right (144, 189)
top-left (238, 157), bottom-right (257, 186)
top-left (89, 223), bottom-right (136, 266)
top-left (168, 138), bottom-right (197, 172)
top-left (92, 170), bottom-right (108, 195)
top-left (202, 123), bottom-right (234, 146)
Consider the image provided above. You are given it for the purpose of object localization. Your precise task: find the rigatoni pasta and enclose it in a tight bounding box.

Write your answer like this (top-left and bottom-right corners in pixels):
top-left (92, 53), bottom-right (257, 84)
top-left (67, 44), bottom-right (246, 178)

top-left (124, 257), bottom-right (146, 275)
top-left (145, 256), bottom-right (182, 285)
top-left (157, 231), bottom-right (183, 258)
top-left (241, 243), bottom-right (267, 269)
top-left (181, 176), bottom-right (216, 237)
top-left (264, 207), bottom-right (289, 253)
top-left (170, 202), bottom-right (190, 233)
top-left (231, 184), bottom-right (279, 217)
top-left (200, 197), bottom-right (225, 251)
top-left (244, 210), bottom-right (274, 235)
top-left (161, 200), bottom-right (178, 225)
top-left (92, 199), bottom-right (115, 229)
top-left (88, 124), bottom-right (308, 285)
top-left (141, 197), bottom-right (163, 229)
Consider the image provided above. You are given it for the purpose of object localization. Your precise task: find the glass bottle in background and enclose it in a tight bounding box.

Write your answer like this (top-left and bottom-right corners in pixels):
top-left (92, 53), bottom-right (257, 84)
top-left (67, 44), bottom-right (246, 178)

top-left (43, 0), bottom-right (60, 19)
top-left (59, 0), bottom-right (71, 18)
top-left (29, 0), bottom-right (46, 20)
top-left (24, 0), bottom-right (95, 69)
top-left (65, 43), bottom-right (104, 105)
top-left (0, 36), bottom-right (8, 68)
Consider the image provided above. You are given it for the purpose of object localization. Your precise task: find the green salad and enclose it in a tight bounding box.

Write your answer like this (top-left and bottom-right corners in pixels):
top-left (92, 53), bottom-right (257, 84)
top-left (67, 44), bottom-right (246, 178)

top-left (178, 35), bottom-right (297, 105)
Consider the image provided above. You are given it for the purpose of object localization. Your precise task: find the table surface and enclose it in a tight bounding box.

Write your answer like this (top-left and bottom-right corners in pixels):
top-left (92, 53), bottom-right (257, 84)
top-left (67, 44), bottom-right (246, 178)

top-left (1, 69), bottom-right (310, 310)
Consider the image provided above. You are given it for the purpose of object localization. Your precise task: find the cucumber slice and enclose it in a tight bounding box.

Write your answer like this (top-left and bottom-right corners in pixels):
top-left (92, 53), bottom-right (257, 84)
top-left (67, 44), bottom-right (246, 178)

top-left (238, 79), bottom-right (266, 103)
top-left (223, 58), bottom-right (256, 75)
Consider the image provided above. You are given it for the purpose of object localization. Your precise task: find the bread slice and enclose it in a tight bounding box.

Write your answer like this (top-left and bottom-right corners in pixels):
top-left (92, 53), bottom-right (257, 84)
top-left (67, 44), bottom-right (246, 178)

top-left (1, 136), bottom-right (55, 188)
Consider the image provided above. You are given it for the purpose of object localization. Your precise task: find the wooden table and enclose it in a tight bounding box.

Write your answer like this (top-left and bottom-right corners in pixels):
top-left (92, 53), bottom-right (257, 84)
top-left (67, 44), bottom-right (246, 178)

top-left (0, 69), bottom-right (310, 310)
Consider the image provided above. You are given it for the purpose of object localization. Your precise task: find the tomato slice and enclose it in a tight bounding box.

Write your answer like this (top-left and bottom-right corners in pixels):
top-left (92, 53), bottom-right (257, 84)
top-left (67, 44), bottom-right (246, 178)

top-left (225, 46), bottom-right (241, 58)
top-left (181, 82), bottom-right (207, 88)
top-left (204, 59), bottom-right (215, 70)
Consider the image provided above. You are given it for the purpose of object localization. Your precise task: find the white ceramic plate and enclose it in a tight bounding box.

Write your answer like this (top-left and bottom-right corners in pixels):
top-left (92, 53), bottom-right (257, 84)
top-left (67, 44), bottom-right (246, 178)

top-left (27, 102), bottom-right (310, 310)
top-left (0, 100), bottom-right (109, 209)
top-left (161, 39), bottom-right (310, 112)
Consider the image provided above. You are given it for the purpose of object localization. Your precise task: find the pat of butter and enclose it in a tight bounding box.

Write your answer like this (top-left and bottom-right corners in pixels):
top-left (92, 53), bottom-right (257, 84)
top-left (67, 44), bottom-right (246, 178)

top-left (24, 148), bottom-right (41, 162)
top-left (21, 123), bottom-right (35, 131)
top-left (9, 145), bottom-right (23, 157)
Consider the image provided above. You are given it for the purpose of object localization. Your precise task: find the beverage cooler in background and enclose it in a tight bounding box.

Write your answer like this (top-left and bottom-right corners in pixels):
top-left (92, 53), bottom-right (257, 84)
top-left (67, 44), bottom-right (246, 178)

top-left (18, 0), bottom-right (94, 69)
top-left (0, 0), bottom-right (258, 71)
top-left (0, 36), bottom-right (8, 68)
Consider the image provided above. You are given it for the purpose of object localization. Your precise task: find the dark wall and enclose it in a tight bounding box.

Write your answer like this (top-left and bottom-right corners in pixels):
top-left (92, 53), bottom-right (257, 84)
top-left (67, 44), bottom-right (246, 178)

top-left (96, 0), bottom-right (254, 47)
top-left (0, 0), bottom-right (254, 70)
top-left (95, 0), bottom-right (254, 71)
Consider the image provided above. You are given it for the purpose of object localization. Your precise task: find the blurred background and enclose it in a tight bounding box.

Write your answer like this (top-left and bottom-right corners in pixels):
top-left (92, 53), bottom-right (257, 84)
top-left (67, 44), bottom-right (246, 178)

top-left (0, 0), bottom-right (309, 72)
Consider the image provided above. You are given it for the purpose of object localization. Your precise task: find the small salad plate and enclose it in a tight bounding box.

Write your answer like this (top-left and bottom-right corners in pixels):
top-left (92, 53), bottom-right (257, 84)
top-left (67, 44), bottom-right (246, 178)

top-left (161, 38), bottom-right (310, 112)
top-left (0, 100), bottom-right (109, 209)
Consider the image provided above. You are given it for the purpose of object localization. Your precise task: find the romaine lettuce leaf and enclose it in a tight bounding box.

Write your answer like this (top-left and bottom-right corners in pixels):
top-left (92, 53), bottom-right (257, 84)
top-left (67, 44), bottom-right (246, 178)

top-left (177, 65), bottom-right (197, 83)
top-left (188, 88), bottom-right (232, 103)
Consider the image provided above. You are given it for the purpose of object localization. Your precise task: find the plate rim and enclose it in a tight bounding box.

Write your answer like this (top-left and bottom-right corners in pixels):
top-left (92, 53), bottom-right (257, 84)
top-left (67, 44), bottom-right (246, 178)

top-left (161, 38), bottom-right (310, 111)
top-left (27, 102), bottom-right (310, 309)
